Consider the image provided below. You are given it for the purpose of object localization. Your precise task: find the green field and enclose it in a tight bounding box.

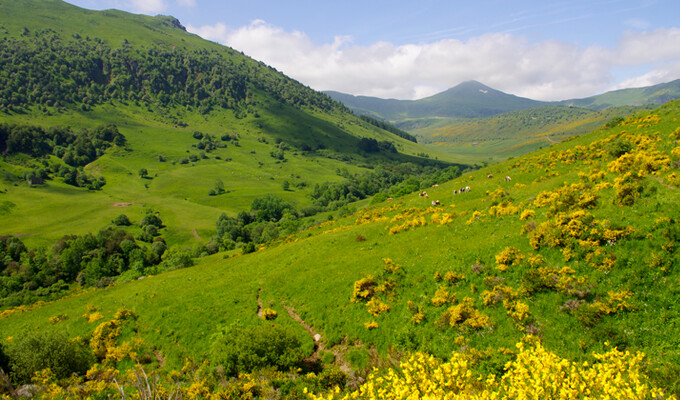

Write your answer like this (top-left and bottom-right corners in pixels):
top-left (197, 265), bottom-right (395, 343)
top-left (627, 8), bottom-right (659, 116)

top-left (0, 1), bottom-right (679, 399)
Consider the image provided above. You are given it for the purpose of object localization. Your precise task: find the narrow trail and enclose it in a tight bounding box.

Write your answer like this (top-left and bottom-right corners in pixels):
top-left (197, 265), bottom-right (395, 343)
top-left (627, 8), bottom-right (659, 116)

top-left (544, 135), bottom-right (558, 144)
top-left (282, 302), bottom-right (352, 374)
top-left (191, 228), bottom-right (201, 239)
top-left (256, 287), bottom-right (263, 318)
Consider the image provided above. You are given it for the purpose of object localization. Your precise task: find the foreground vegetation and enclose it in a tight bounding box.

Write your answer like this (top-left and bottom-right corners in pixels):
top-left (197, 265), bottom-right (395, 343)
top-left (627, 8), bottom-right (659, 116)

top-left (1, 99), bottom-right (679, 398)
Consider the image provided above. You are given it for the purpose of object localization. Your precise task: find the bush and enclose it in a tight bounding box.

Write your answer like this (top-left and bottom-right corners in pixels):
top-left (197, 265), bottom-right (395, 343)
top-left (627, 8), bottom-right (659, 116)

top-left (112, 214), bottom-right (131, 226)
top-left (211, 323), bottom-right (304, 377)
top-left (7, 330), bottom-right (93, 383)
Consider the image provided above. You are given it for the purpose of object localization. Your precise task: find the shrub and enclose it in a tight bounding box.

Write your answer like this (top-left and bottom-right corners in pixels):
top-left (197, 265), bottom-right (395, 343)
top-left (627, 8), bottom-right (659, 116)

top-left (211, 323), bottom-right (304, 377)
top-left (160, 248), bottom-right (194, 270)
top-left (112, 214), bottom-right (131, 226)
top-left (7, 330), bottom-right (93, 383)
top-left (261, 308), bottom-right (278, 320)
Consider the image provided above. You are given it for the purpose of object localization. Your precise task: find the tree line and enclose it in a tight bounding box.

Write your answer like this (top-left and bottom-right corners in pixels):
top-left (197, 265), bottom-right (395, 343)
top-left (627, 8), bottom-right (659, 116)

top-left (0, 122), bottom-right (124, 189)
top-left (215, 164), bottom-right (463, 252)
top-left (0, 29), bottom-right (345, 115)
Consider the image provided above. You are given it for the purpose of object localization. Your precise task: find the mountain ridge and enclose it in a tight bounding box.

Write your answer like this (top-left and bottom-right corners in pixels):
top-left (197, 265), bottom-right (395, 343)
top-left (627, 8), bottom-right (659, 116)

top-left (324, 78), bottom-right (680, 121)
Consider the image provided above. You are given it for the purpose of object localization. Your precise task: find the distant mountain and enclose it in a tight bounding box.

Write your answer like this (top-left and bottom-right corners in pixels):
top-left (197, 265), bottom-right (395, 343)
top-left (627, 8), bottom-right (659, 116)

top-left (326, 79), bottom-right (680, 122)
top-left (325, 81), bottom-right (547, 120)
top-left (557, 79), bottom-right (680, 110)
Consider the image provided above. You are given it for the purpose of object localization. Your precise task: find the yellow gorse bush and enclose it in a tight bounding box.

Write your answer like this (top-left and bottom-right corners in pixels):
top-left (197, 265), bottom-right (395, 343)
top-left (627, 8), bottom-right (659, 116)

top-left (307, 341), bottom-right (677, 400)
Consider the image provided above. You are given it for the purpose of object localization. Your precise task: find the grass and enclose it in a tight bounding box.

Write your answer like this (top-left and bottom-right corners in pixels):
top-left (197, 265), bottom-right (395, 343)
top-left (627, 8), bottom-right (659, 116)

top-left (2, 101), bottom-right (680, 396)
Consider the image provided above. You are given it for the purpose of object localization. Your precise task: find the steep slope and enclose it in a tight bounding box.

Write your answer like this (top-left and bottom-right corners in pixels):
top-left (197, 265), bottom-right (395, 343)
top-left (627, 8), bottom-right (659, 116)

top-left (1, 100), bottom-right (679, 397)
top-left (0, 0), bottom-right (462, 250)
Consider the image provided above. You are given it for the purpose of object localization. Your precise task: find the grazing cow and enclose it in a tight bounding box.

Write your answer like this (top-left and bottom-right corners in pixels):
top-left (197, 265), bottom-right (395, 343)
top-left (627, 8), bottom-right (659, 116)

top-left (505, 176), bottom-right (512, 182)
top-left (387, 197), bottom-right (393, 201)
top-left (487, 174), bottom-right (493, 179)
top-left (432, 184), bottom-right (439, 188)
top-left (431, 200), bottom-right (440, 206)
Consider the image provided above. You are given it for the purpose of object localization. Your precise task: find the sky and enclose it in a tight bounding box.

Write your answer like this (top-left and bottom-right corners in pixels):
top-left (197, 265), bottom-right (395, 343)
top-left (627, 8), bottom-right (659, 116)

top-left (64, 0), bottom-right (680, 101)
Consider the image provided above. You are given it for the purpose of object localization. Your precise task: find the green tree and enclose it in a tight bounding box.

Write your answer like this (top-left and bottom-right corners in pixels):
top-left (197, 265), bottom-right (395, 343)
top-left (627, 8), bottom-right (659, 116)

top-left (211, 323), bottom-right (304, 377)
top-left (250, 194), bottom-right (294, 222)
top-left (7, 330), bottom-right (93, 383)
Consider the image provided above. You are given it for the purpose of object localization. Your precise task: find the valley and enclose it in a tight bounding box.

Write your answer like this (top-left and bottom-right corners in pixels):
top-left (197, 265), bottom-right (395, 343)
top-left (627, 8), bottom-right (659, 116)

top-left (0, 1), bottom-right (679, 399)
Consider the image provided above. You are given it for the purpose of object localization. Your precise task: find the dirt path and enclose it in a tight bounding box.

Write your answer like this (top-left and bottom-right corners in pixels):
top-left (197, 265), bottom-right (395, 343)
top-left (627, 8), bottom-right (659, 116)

top-left (544, 135), bottom-right (558, 144)
top-left (191, 228), bottom-right (201, 239)
top-left (281, 302), bottom-right (352, 373)
top-left (256, 287), bottom-right (263, 318)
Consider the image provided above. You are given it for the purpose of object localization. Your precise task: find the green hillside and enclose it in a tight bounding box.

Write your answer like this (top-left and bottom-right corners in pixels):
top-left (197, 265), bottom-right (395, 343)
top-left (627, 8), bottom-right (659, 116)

top-left (558, 79), bottom-right (680, 110)
top-left (1, 96), bottom-right (679, 398)
top-left (0, 0), bottom-right (463, 250)
top-left (407, 105), bottom-right (647, 163)
top-left (0, 1), bottom-right (679, 399)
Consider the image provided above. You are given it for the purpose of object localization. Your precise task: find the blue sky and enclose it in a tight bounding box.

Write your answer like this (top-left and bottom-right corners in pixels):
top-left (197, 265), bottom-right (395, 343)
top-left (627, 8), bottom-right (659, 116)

top-left (64, 0), bottom-right (680, 101)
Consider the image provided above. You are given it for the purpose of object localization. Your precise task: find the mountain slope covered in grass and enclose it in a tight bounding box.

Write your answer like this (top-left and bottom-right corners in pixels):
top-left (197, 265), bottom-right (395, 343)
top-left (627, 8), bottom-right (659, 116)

top-left (1, 98), bottom-right (679, 398)
top-left (0, 0), bottom-right (462, 251)
top-left (407, 105), bottom-right (646, 163)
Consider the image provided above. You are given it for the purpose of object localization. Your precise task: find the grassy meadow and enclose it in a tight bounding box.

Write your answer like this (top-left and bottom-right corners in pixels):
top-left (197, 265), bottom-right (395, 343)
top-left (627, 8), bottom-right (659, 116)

top-left (1, 100), bottom-right (679, 397)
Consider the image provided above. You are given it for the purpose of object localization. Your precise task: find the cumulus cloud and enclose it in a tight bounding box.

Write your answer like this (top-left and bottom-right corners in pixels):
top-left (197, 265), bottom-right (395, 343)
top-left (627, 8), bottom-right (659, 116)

top-left (122, 0), bottom-right (166, 13)
top-left (187, 21), bottom-right (680, 101)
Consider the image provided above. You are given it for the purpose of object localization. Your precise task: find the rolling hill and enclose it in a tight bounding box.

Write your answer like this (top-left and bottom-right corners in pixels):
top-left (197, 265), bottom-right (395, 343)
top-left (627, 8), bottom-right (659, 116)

top-left (326, 80), bottom-right (680, 164)
top-left (1, 99), bottom-right (679, 398)
top-left (0, 1), bottom-right (679, 399)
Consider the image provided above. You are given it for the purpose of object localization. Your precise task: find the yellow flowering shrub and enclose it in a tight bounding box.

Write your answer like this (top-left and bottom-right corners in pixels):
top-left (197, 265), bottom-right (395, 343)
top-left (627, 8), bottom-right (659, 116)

top-left (519, 209), bottom-right (535, 221)
top-left (495, 247), bottom-right (524, 271)
top-left (441, 297), bottom-right (491, 330)
top-left (481, 285), bottom-right (522, 306)
top-left (466, 210), bottom-right (484, 225)
top-left (307, 342), bottom-right (675, 400)
top-left (351, 276), bottom-right (376, 302)
top-left (364, 321), bottom-right (379, 330)
top-left (261, 308), bottom-right (278, 320)
top-left (83, 311), bottom-right (104, 323)
top-left (388, 216), bottom-right (427, 234)
top-left (489, 202), bottom-right (520, 217)
top-left (366, 298), bottom-right (390, 316)
top-left (431, 286), bottom-right (455, 306)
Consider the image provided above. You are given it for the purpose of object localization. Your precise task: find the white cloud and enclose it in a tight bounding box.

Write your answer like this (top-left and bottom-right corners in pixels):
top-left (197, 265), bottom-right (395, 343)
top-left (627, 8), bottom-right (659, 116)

top-left (187, 21), bottom-right (680, 101)
top-left (610, 62), bottom-right (680, 90)
top-left (125, 0), bottom-right (166, 13)
top-left (176, 0), bottom-right (195, 7)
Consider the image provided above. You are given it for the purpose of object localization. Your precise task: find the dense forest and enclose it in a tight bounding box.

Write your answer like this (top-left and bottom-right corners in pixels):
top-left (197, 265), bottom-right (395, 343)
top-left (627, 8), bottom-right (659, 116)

top-left (0, 29), bottom-right (343, 116)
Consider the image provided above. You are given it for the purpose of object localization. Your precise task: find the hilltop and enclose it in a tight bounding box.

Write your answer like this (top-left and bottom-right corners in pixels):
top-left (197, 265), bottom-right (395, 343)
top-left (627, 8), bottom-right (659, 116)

top-left (325, 79), bottom-right (680, 121)
top-left (325, 80), bottom-right (547, 120)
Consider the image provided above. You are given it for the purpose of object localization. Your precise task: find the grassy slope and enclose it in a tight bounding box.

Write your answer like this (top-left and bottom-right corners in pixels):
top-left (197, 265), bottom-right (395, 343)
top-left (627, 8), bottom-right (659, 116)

top-left (0, 0), bottom-right (460, 248)
top-left (2, 101), bottom-right (679, 392)
top-left (403, 105), bottom-right (646, 163)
